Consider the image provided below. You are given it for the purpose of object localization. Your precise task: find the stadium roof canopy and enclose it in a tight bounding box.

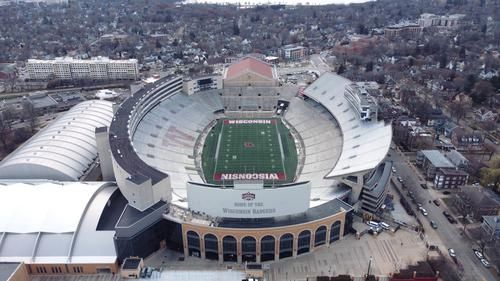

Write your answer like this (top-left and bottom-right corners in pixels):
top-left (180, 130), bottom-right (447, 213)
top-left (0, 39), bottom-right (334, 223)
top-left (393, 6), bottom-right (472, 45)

top-left (224, 57), bottom-right (277, 80)
top-left (303, 73), bottom-right (392, 177)
top-left (0, 100), bottom-right (114, 181)
top-left (0, 181), bottom-right (117, 264)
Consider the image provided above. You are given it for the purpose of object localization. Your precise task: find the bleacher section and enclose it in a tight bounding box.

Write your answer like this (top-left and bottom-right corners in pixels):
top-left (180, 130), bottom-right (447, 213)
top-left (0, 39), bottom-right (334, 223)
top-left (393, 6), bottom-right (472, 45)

top-left (132, 91), bottom-right (223, 207)
top-left (220, 86), bottom-right (296, 111)
top-left (284, 97), bottom-right (350, 206)
top-left (303, 73), bottom-right (392, 178)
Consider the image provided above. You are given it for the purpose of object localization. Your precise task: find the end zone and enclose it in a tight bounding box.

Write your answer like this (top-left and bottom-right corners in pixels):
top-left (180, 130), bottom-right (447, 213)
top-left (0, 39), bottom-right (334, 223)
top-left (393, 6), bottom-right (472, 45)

top-left (214, 172), bottom-right (286, 181)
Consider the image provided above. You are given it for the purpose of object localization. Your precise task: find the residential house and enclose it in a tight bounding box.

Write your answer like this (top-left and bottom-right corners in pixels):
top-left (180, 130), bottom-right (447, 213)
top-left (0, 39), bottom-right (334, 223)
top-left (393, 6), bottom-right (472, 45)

top-left (454, 187), bottom-right (500, 220)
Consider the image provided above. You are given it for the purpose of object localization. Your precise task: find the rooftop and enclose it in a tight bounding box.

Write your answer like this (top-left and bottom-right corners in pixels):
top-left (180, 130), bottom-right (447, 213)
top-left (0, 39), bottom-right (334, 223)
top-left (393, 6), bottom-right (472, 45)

top-left (0, 100), bottom-right (114, 181)
top-left (483, 216), bottom-right (500, 229)
top-left (225, 57), bottom-right (275, 80)
top-left (122, 258), bottom-right (142, 270)
top-left (419, 150), bottom-right (455, 169)
top-left (0, 263), bottom-right (20, 281)
top-left (0, 181), bottom-right (117, 264)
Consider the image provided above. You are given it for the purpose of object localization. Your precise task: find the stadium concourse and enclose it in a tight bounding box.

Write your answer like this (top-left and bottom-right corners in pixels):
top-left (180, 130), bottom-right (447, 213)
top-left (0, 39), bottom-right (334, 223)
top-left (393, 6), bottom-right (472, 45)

top-left (0, 57), bottom-right (392, 274)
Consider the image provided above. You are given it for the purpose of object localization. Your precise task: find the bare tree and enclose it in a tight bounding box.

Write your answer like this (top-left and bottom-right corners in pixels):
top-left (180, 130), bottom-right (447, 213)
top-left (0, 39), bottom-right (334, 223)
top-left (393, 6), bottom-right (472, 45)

top-left (0, 112), bottom-right (11, 149)
top-left (21, 98), bottom-right (36, 133)
top-left (449, 100), bottom-right (471, 123)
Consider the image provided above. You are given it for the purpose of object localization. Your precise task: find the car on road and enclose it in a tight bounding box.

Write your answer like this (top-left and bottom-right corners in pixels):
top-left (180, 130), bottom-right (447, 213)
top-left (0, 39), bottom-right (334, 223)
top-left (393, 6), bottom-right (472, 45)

top-left (443, 211), bottom-right (457, 224)
top-left (420, 208), bottom-right (428, 216)
top-left (420, 183), bottom-right (428, 189)
top-left (473, 249), bottom-right (484, 260)
top-left (432, 199), bottom-right (440, 206)
top-left (448, 248), bottom-right (456, 258)
top-left (397, 176), bottom-right (403, 183)
top-left (146, 267), bottom-right (153, 278)
top-left (430, 221), bottom-right (438, 229)
top-left (481, 258), bottom-right (491, 268)
top-left (442, 190), bottom-right (451, 195)
top-left (392, 167), bottom-right (396, 173)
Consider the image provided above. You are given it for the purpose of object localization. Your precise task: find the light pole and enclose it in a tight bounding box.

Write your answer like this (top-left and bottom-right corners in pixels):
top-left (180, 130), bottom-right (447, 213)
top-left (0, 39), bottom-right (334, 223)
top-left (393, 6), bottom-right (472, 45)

top-left (366, 256), bottom-right (373, 277)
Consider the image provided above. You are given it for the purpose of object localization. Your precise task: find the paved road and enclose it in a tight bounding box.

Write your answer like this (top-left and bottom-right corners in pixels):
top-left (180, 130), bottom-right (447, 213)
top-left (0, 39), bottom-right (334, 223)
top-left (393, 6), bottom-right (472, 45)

top-left (310, 54), bottom-right (332, 74)
top-left (388, 146), bottom-right (498, 281)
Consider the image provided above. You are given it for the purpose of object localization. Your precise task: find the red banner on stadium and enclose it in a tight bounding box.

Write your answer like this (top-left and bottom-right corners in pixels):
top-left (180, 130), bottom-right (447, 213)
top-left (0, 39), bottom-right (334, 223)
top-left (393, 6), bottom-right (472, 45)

top-left (223, 119), bottom-right (277, 125)
top-left (214, 172), bottom-right (285, 181)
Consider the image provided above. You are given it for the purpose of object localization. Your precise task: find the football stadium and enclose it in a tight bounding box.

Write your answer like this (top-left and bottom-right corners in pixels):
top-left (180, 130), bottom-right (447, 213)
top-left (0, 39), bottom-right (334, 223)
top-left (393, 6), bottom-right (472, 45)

top-left (0, 57), bottom-right (392, 273)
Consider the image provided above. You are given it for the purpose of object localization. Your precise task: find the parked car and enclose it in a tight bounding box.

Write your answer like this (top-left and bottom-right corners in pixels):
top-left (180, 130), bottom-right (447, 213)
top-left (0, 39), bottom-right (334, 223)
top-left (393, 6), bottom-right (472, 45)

top-left (140, 268), bottom-right (147, 278)
top-left (481, 258), bottom-right (490, 268)
top-left (420, 183), bottom-right (428, 189)
top-left (146, 267), bottom-right (153, 278)
top-left (430, 221), bottom-right (438, 229)
top-left (432, 199), bottom-right (440, 206)
top-left (392, 167), bottom-right (396, 173)
top-left (397, 176), bottom-right (403, 183)
top-left (448, 248), bottom-right (456, 258)
top-left (379, 222), bottom-right (390, 230)
top-left (420, 208), bottom-right (428, 216)
top-left (367, 221), bottom-right (380, 228)
top-left (473, 249), bottom-right (484, 260)
top-left (368, 226), bottom-right (381, 235)
top-left (443, 190), bottom-right (451, 195)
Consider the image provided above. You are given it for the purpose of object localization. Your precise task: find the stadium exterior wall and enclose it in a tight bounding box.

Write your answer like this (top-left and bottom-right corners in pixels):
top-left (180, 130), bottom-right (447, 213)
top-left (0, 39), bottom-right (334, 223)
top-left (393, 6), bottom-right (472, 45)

top-left (186, 182), bottom-right (311, 218)
top-left (110, 158), bottom-right (172, 212)
top-left (24, 262), bottom-right (118, 275)
top-left (109, 75), bottom-right (182, 211)
top-left (181, 208), bottom-right (349, 263)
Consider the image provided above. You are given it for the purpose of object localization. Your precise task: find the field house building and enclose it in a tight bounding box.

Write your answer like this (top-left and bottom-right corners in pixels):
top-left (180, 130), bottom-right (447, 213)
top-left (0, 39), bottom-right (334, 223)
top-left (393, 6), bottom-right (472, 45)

top-left (0, 57), bottom-right (392, 273)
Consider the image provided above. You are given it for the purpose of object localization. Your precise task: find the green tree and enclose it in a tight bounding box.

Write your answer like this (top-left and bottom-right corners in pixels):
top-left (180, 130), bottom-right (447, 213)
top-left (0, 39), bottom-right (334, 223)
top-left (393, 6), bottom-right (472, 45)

top-left (480, 157), bottom-right (500, 193)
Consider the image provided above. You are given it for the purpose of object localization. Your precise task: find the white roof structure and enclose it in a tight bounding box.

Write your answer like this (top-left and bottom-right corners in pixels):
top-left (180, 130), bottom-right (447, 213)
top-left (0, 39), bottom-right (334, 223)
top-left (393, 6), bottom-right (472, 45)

top-left (0, 181), bottom-right (117, 264)
top-left (303, 73), bottom-right (392, 177)
top-left (0, 100), bottom-right (114, 181)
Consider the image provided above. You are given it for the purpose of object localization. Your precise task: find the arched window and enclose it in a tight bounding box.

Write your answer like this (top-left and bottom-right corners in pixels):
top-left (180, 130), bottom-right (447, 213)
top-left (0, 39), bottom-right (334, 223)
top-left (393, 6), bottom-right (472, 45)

top-left (222, 236), bottom-right (237, 262)
top-left (204, 234), bottom-right (218, 261)
top-left (279, 233), bottom-right (294, 259)
top-left (241, 236), bottom-right (257, 263)
top-left (297, 230), bottom-right (311, 255)
top-left (187, 231), bottom-right (200, 258)
top-left (314, 226), bottom-right (327, 247)
top-left (260, 235), bottom-right (275, 262)
top-left (330, 221), bottom-right (341, 243)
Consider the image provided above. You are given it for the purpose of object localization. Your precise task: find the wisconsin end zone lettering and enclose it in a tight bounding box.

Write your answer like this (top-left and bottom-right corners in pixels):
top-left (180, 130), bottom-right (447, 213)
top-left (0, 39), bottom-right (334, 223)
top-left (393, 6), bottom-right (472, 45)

top-left (223, 119), bottom-right (276, 125)
top-left (214, 172), bottom-right (285, 181)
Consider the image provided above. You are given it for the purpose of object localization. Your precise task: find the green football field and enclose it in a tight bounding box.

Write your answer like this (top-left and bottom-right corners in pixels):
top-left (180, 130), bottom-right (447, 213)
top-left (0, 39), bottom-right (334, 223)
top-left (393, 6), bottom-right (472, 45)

top-left (201, 118), bottom-right (297, 185)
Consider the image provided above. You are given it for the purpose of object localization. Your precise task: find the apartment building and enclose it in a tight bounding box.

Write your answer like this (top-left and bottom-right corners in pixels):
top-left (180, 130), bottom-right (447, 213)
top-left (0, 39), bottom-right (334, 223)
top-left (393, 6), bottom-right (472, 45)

top-left (26, 57), bottom-right (138, 80)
